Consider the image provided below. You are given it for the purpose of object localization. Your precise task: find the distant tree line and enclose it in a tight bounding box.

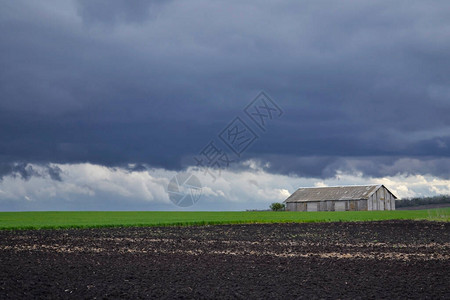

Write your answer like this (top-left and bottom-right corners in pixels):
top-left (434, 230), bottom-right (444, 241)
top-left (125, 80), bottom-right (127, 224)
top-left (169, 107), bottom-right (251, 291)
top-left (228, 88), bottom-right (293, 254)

top-left (396, 195), bottom-right (450, 208)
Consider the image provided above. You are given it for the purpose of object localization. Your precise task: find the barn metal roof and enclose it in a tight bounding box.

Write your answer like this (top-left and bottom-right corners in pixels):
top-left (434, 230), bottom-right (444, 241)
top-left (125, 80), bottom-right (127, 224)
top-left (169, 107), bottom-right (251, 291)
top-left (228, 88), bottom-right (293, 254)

top-left (284, 185), bottom-right (392, 203)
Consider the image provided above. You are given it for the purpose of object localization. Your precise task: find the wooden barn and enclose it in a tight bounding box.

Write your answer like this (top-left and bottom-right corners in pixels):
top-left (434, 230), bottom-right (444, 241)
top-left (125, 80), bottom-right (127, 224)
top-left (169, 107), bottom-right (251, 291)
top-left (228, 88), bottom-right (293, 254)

top-left (284, 185), bottom-right (397, 212)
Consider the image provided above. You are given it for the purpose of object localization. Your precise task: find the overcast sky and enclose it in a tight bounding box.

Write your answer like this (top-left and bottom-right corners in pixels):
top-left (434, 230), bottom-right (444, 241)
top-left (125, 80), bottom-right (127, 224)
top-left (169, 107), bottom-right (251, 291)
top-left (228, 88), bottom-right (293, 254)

top-left (1, 0), bottom-right (449, 211)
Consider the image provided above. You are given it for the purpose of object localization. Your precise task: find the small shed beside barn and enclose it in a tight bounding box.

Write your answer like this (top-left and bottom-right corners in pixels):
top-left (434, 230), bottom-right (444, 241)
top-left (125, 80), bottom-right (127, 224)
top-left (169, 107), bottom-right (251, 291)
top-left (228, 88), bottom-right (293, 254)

top-left (284, 185), bottom-right (397, 212)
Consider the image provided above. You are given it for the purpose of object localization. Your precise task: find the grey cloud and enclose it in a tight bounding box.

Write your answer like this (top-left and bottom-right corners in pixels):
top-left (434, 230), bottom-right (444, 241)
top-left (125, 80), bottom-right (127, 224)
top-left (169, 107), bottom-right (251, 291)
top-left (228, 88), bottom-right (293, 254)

top-left (0, 163), bottom-right (63, 181)
top-left (0, 0), bottom-right (449, 181)
top-left (47, 165), bottom-right (63, 181)
top-left (261, 156), bottom-right (450, 180)
top-left (0, 163), bottom-right (39, 181)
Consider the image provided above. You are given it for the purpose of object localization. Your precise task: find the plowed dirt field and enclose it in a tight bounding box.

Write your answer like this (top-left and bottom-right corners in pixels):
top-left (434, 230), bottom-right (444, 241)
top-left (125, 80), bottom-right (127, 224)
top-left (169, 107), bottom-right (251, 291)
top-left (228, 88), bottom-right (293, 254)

top-left (1, 221), bottom-right (449, 299)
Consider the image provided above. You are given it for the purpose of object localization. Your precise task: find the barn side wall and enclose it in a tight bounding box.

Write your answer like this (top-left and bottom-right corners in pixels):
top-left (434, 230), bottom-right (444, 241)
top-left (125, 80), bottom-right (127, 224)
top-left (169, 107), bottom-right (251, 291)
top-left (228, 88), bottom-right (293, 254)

top-left (286, 202), bottom-right (307, 211)
top-left (286, 199), bottom-right (368, 212)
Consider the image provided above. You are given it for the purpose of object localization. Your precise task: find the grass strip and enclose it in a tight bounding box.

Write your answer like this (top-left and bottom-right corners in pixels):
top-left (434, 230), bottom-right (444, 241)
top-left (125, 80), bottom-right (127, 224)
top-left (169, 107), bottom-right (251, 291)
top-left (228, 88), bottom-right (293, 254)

top-left (0, 208), bottom-right (449, 230)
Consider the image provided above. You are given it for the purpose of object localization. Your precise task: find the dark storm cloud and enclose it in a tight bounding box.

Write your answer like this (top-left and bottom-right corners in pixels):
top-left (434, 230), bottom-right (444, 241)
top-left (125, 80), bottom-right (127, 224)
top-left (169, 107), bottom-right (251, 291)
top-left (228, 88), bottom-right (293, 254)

top-left (0, 162), bottom-right (62, 181)
top-left (1, 0), bottom-right (449, 179)
top-left (254, 155), bottom-right (450, 180)
top-left (0, 163), bottom-right (38, 181)
top-left (75, 0), bottom-right (163, 25)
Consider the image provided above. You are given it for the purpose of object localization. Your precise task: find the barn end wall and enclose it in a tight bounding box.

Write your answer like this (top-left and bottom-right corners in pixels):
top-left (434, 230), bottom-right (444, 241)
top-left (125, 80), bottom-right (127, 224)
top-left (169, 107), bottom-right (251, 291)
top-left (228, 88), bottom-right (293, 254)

top-left (368, 186), bottom-right (396, 211)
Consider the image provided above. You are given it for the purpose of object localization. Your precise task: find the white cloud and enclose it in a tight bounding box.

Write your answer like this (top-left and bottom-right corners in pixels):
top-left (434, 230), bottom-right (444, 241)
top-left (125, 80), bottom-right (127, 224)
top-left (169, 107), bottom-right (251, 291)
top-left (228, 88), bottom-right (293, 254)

top-left (0, 161), bottom-right (449, 211)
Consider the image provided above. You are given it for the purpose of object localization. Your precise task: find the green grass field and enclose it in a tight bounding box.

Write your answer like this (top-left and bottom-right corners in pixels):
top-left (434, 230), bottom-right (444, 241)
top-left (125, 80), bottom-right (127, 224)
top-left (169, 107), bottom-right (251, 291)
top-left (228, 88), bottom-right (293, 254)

top-left (0, 208), bottom-right (449, 230)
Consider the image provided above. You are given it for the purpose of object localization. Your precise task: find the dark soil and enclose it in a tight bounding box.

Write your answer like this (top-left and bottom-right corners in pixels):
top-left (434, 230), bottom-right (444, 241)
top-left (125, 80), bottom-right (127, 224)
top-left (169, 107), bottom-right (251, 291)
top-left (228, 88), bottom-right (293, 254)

top-left (1, 220), bottom-right (449, 299)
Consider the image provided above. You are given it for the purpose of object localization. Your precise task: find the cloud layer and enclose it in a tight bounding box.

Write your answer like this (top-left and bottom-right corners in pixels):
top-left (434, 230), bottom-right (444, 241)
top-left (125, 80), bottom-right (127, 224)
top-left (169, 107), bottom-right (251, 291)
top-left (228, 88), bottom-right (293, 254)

top-left (1, 1), bottom-right (449, 209)
top-left (1, 162), bottom-right (449, 211)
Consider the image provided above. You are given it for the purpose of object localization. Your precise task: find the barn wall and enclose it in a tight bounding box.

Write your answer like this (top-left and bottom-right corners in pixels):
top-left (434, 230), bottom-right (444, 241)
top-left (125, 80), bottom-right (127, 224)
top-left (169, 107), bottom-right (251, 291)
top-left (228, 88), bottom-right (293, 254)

top-left (335, 201), bottom-right (345, 211)
top-left (391, 193), bottom-right (396, 210)
top-left (296, 202), bottom-right (306, 211)
top-left (347, 199), bottom-right (368, 211)
top-left (286, 202), bottom-right (295, 211)
top-left (286, 202), bottom-right (307, 211)
top-left (307, 202), bottom-right (318, 211)
top-left (286, 199), bottom-right (368, 212)
top-left (360, 199), bottom-right (368, 211)
top-left (368, 186), bottom-right (396, 211)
